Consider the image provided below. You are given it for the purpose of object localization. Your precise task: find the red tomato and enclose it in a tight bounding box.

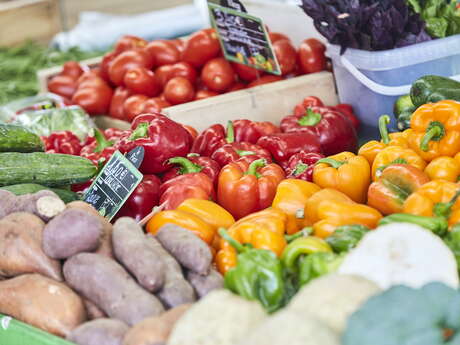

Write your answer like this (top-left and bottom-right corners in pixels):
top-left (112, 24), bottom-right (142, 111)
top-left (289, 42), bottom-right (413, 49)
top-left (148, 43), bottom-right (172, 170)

top-left (232, 62), bottom-right (262, 82)
top-left (171, 39), bottom-right (185, 52)
top-left (273, 39), bottom-right (297, 76)
top-left (123, 67), bottom-right (161, 97)
top-left (61, 61), bottom-right (84, 79)
top-left (108, 49), bottom-right (154, 86)
top-left (163, 77), bottom-right (195, 105)
top-left (114, 35), bottom-right (148, 55)
top-left (248, 75), bottom-right (283, 88)
top-left (109, 87), bottom-right (132, 120)
top-left (195, 90), bottom-right (219, 100)
top-left (142, 97), bottom-right (171, 113)
top-left (72, 77), bottom-right (113, 115)
top-left (155, 62), bottom-right (197, 87)
top-left (228, 82), bottom-right (246, 92)
top-left (48, 75), bottom-right (79, 99)
top-left (146, 40), bottom-right (180, 66)
top-left (298, 38), bottom-right (327, 74)
top-left (201, 57), bottom-right (235, 92)
top-left (182, 28), bottom-right (221, 68)
top-left (99, 52), bottom-right (117, 83)
top-left (123, 94), bottom-right (149, 122)
top-left (269, 32), bottom-right (291, 43)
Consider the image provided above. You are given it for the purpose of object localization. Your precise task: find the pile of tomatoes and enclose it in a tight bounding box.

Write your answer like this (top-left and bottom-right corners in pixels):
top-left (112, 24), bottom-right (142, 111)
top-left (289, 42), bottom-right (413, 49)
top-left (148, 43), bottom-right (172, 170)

top-left (48, 28), bottom-right (328, 122)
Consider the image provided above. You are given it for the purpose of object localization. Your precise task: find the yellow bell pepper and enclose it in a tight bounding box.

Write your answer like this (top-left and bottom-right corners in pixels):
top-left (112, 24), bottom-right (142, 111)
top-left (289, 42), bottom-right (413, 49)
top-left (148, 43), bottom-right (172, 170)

top-left (313, 152), bottom-right (371, 203)
top-left (272, 179), bottom-right (321, 235)
top-left (407, 100), bottom-right (460, 162)
top-left (372, 145), bottom-right (426, 181)
top-left (305, 188), bottom-right (354, 225)
top-left (424, 157), bottom-right (460, 182)
top-left (177, 199), bottom-right (235, 231)
top-left (358, 115), bottom-right (410, 165)
top-left (313, 200), bottom-right (382, 238)
top-left (403, 180), bottom-right (460, 226)
top-left (146, 210), bottom-right (216, 244)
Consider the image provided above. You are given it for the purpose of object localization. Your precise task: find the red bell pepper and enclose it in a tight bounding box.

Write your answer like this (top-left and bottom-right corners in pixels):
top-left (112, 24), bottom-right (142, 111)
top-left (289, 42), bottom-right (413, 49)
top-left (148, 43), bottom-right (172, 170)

top-left (280, 106), bottom-right (358, 156)
top-left (211, 142), bottom-right (272, 167)
top-left (72, 74), bottom-right (113, 116)
top-left (191, 122), bottom-right (230, 157)
top-left (162, 155), bottom-right (220, 184)
top-left (118, 113), bottom-right (192, 174)
top-left (217, 158), bottom-right (285, 219)
top-left (80, 129), bottom-right (117, 166)
top-left (182, 125), bottom-right (198, 140)
top-left (285, 151), bottom-right (325, 182)
top-left (159, 173), bottom-right (215, 210)
top-left (42, 131), bottom-right (83, 155)
top-left (232, 119), bottom-right (279, 144)
top-left (115, 175), bottom-right (162, 222)
top-left (331, 104), bottom-right (360, 131)
top-left (257, 131), bottom-right (322, 166)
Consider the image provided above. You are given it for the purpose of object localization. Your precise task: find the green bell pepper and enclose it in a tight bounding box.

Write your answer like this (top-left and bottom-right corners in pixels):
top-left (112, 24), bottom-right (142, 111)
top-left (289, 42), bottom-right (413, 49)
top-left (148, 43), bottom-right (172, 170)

top-left (325, 224), bottom-right (369, 253)
top-left (298, 252), bottom-right (345, 286)
top-left (378, 213), bottom-right (448, 236)
top-left (218, 228), bottom-right (285, 313)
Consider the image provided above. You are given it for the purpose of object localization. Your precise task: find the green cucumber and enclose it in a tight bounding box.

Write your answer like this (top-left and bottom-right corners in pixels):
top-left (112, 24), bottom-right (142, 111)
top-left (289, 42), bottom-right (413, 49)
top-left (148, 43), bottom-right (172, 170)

top-left (0, 124), bottom-right (44, 152)
top-left (0, 152), bottom-right (97, 187)
top-left (0, 183), bottom-right (79, 203)
top-left (410, 75), bottom-right (460, 107)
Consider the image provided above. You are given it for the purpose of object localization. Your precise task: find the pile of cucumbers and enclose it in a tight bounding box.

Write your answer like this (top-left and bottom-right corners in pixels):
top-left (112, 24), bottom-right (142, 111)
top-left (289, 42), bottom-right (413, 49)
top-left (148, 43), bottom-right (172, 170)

top-left (0, 124), bottom-right (97, 202)
top-left (394, 75), bottom-right (460, 130)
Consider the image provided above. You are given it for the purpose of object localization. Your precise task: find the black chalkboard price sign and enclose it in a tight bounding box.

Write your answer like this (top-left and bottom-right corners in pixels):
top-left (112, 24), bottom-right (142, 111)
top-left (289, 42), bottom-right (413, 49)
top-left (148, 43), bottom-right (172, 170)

top-left (83, 151), bottom-right (143, 220)
top-left (208, 2), bottom-right (281, 75)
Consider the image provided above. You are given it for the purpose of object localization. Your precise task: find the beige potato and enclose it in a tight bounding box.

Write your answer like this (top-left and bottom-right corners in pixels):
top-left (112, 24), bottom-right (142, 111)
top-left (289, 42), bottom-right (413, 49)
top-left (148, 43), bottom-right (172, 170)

top-left (0, 216), bottom-right (62, 281)
top-left (123, 304), bottom-right (191, 345)
top-left (67, 318), bottom-right (129, 345)
top-left (0, 273), bottom-right (86, 337)
top-left (83, 298), bottom-right (107, 320)
top-left (64, 253), bottom-right (164, 326)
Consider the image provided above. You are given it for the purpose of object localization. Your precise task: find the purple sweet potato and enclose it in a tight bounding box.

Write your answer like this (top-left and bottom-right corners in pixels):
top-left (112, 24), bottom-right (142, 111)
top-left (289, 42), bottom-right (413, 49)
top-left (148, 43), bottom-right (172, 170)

top-left (186, 269), bottom-right (224, 298)
top-left (67, 318), bottom-right (129, 345)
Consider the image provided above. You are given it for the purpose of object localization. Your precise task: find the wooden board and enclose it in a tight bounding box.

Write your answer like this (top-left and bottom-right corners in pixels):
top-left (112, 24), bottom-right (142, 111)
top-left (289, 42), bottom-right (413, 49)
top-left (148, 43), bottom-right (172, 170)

top-left (0, 0), bottom-right (61, 46)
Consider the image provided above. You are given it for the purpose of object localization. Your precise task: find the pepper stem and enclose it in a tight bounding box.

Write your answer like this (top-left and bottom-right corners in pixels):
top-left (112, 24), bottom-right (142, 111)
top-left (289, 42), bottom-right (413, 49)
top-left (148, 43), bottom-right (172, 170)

top-left (245, 158), bottom-right (266, 178)
top-left (129, 122), bottom-right (149, 141)
top-left (433, 189), bottom-right (460, 219)
top-left (93, 129), bottom-right (113, 153)
top-left (218, 228), bottom-right (246, 253)
top-left (226, 121), bottom-right (235, 143)
top-left (316, 158), bottom-right (346, 169)
top-left (420, 121), bottom-right (445, 152)
top-left (168, 157), bottom-right (203, 174)
top-left (292, 163), bottom-right (308, 176)
top-left (379, 115), bottom-right (391, 144)
top-left (235, 149), bottom-right (255, 156)
top-left (285, 227), bottom-right (313, 243)
top-left (298, 109), bottom-right (322, 126)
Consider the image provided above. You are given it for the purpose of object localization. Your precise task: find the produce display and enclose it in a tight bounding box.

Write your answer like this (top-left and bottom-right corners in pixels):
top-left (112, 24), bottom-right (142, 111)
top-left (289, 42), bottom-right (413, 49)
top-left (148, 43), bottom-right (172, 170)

top-left (45, 30), bottom-right (328, 121)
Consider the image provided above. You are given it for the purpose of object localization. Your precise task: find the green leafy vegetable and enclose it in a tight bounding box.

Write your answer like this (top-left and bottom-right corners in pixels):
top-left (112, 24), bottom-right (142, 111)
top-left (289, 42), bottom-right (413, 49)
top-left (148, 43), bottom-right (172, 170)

top-left (0, 41), bottom-right (102, 105)
top-left (344, 282), bottom-right (460, 345)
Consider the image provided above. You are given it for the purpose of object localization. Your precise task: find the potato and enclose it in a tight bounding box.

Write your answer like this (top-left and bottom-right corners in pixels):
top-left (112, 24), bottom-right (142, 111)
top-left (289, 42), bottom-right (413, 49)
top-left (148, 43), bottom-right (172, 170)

top-left (67, 318), bottom-right (129, 345)
top-left (123, 304), bottom-right (191, 345)
top-left (186, 269), bottom-right (224, 298)
top-left (0, 216), bottom-right (62, 281)
top-left (83, 298), bottom-right (107, 320)
top-left (146, 236), bottom-right (196, 308)
top-left (113, 217), bottom-right (165, 292)
top-left (64, 253), bottom-right (164, 326)
top-left (43, 208), bottom-right (103, 259)
top-left (67, 201), bottom-right (114, 258)
top-left (155, 224), bottom-right (212, 275)
top-left (0, 273), bottom-right (86, 337)
top-left (0, 190), bottom-right (20, 218)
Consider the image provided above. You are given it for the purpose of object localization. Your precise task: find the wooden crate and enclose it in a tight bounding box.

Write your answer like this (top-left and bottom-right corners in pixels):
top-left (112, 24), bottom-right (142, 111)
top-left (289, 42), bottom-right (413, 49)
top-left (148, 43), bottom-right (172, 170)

top-left (0, 0), bottom-right (61, 46)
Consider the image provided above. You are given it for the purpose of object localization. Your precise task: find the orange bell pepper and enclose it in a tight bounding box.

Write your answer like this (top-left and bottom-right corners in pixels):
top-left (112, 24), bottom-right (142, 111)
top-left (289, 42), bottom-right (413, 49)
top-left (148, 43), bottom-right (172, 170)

top-left (407, 100), bottom-right (460, 162)
top-left (358, 115), bottom-right (409, 165)
top-left (146, 209), bottom-right (215, 244)
top-left (313, 200), bottom-right (382, 238)
top-left (403, 180), bottom-right (460, 226)
top-left (313, 152), bottom-right (370, 203)
top-left (272, 179), bottom-right (321, 234)
top-left (372, 145), bottom-right (426, 181)
top-left (216, 208), bottom-right (288, 274)
top-left (425, 156), bottom-right (460, 182)
top-left (367, 164), bottom-right (429, 215)
top-left (304, 188), bottom-right (354, 224)
top-left (217, 158), bottom-right (285, 220)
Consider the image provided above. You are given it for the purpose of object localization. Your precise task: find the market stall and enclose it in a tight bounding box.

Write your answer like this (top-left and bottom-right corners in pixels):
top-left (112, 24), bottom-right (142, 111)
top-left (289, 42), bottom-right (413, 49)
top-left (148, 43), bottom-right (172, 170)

top-left (1, 0), bottom-right (460, 345)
